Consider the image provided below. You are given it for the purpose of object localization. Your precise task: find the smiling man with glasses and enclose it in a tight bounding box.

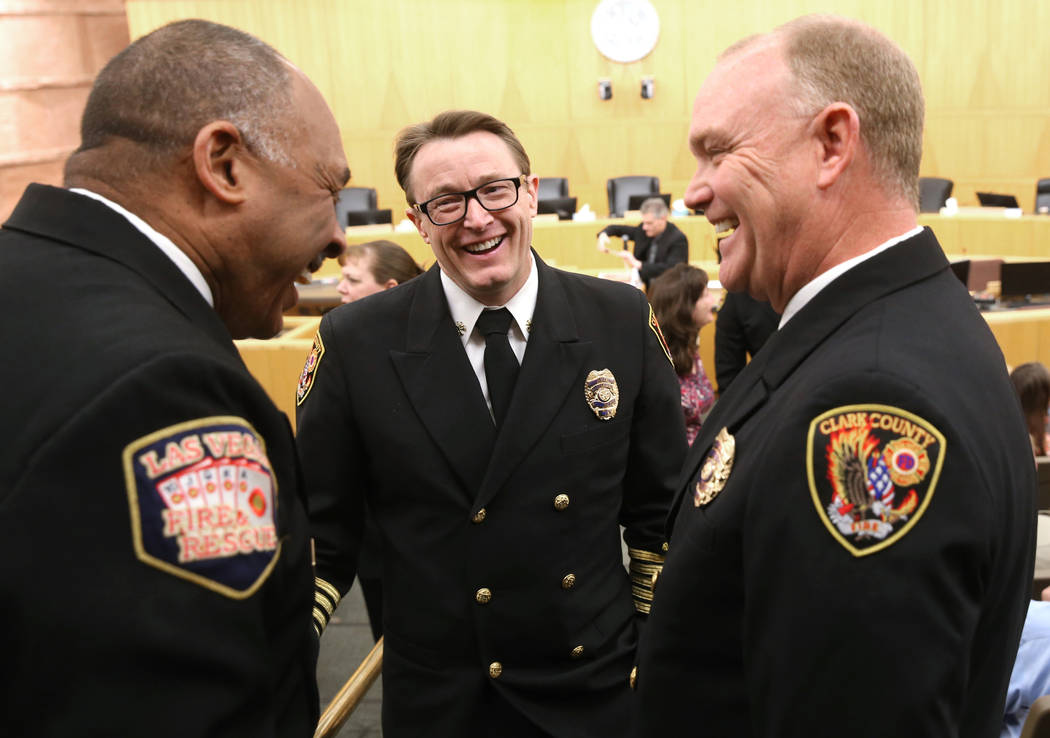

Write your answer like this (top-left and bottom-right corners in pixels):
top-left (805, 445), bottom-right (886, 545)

top-left (296, 109), bottom-right (687, 736)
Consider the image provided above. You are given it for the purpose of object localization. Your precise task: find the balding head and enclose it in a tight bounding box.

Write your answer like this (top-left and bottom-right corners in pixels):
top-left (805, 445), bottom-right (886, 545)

top-left (66, 19), bottom-right (296, 185)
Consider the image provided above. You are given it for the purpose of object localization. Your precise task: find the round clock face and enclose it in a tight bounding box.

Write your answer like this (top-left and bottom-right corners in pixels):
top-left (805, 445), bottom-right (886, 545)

top-left (590, 0), bottom-right (661, 63)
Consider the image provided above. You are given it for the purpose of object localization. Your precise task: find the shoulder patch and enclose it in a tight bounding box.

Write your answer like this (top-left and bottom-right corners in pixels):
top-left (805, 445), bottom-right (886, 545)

top-left (806, 404), bottom-right (945, 557)
top-left (648, 304), bottom-right (673, 367)
top-left (122, 416), bottom-right (281, 599)
top-left (296, 331), bottom-right (325, 406)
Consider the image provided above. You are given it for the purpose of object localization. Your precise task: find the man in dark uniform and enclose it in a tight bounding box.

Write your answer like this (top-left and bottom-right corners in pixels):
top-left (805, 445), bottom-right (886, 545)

top-left (0, 20), bottom-right (348, 736)
top-left (713, 290), bottom-right (779, 393)
top-left (296, 110), bottom-right (685, 736)
top-left (635, 15), bottom-right (1036, 737)
top-left (596, 197), bottom-right (689, 288)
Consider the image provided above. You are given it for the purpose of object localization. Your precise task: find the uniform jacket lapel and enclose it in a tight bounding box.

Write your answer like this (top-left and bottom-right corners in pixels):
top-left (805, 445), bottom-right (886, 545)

top-left (4, 184), bottom-right (238, 359)
top-left (670, 228), bottom-right (949, 519)
top-left (390, 266), bottom-right (496, 498)
top-left (475, 256), bottom-right (590, 508)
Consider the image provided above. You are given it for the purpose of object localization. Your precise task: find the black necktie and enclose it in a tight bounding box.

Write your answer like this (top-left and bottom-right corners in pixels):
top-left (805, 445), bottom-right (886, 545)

top-left (476, 308), bottom-right (519, 428)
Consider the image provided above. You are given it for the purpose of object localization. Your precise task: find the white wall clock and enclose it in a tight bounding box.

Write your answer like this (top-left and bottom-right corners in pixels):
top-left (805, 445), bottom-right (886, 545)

top-left (590, 0), bottom-right (661, 63)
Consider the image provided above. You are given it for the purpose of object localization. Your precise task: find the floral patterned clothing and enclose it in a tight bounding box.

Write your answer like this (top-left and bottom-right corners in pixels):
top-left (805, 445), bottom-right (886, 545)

top-left (680, 352), bottom-right (715, 446)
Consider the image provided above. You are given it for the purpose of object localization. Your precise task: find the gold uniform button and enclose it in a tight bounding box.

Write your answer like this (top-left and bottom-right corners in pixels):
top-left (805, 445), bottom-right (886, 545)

top-left (661, 541), bottom-right (669, 552)
top-left (489, 661), bottom-right (503, 679)
top-left (561, 573), bottom-right (576, 589)
top-left (475, 587), bottom-right (492, 604)
top-left (472, 508), bottom-right (487, 524)
top-left (554, 493), bottom-right (570, 511)
top-left (571, 645), bottom-right (584, 659)
top-left (629, 665), bottom-right (638, 690)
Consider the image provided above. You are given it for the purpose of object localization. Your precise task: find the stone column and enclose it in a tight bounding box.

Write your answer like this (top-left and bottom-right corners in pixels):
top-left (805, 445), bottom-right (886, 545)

top-left (0, 0), bottom-right (129, 219)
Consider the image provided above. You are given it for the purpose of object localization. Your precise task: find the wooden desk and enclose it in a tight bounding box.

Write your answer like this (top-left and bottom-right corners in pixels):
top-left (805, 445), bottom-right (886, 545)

top-left (919, 212), bottom-right (1050, 258)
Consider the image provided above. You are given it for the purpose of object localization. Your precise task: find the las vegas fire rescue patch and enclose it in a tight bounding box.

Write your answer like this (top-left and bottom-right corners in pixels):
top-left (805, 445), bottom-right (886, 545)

top-left (296, 331), bottom-right (325, 406)
top-left (122, 416), bottom-right (280, 598)
top-left (806, 404), bottom-right (945, 557)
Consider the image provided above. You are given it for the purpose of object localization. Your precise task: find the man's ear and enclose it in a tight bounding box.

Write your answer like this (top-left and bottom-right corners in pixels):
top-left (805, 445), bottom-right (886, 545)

top-left (525, 174), bottom-right (539, 216)
top-left (193, 121), bottom-right (251, 204)
top-left (383, 278), bottom-right (399, 290)
top-left (813, 103), bottom-right (859, 190)
top-left (406, 207), bottom-right (430, 244)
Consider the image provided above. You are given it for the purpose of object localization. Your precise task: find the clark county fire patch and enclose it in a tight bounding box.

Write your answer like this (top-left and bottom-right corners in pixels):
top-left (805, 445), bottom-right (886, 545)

top-left (648, 305), bottom-right (673, 366)
top-left (806, 404), bottom-right (945, 557)
top-left (296, 331), bottom-right (325, 406)
top-left (122, 416), bottom-right (281, 598)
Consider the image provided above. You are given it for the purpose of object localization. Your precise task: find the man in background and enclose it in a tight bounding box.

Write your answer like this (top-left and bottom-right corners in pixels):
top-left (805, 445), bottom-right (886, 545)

top-left (636, 15), bottom-right (1035, 737)
top-left (297, 109), bottom-right (685, 736)
top-left (597, 196), bottom-right (688, 289)
top-left (0, 19), bottom-right (347, 736)
top-left (713, 290), bottom-right (779, 393)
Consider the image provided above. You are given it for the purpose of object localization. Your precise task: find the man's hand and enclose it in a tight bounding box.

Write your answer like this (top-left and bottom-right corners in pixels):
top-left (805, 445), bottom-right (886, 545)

top-left (597, 232), bottom-right (612, 253)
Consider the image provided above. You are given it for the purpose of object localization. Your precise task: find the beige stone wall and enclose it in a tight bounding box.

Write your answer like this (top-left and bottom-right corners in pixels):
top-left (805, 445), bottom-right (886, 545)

top-left (0, 1), bottom-right (129, 219)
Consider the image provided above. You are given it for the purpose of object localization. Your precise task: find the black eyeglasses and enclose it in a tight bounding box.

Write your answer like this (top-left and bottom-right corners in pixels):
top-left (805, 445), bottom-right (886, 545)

top-left (413, 175), bottom-right (527, 226)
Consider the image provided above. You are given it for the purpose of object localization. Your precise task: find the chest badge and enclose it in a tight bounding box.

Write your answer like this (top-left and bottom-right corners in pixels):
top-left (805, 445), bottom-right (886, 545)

top-left (694, 427), bottom-right (735, 506)
top-left (807, 404), bottom-right (945, 557)
top-left (584, 368), bottom-right (619, 420)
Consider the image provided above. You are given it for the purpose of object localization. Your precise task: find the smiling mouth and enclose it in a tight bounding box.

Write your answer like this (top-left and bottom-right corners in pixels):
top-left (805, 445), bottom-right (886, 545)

top-left (464, 236), bottom-right (504, 254)
top-left (296, 252), bottom-right (329, 285)
top-left (714, 219), bottom-right (739, 241)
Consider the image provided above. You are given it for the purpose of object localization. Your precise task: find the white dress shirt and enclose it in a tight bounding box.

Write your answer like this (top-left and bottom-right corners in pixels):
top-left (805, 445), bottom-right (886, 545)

top-left (440, 252), bottom-right (538, 418)
top-left (779, 226), bottom-right (923, 329)
top-left (70, 187), bottom-right (214, 306)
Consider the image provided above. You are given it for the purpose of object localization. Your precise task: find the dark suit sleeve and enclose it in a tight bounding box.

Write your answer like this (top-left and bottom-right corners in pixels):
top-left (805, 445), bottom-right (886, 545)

top-left (620, 289), bottom-right (688, 614)
top-left (638, 228), bottom-right (689, 284)
top-left (294, 315), bottom-right (367, 637)
top-left (714, 292), bottom-right (748, 393)
top-left (4, 353), bottom-right (318, 738)
top-left (742, 373), bottom-right (1034, 736)
top-left (599, 224), bottom-right (640, 243)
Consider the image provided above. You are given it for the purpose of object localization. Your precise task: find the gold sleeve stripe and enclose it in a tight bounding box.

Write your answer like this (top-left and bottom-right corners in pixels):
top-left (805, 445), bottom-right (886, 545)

top-left (315, 576), bottom-right (342, 605)
top-left (312, 605), bottom-right (329, 636)
top-left (315, 589), bottom-right (335, 617)
top-left (627, 547), bottom-right (666, 564)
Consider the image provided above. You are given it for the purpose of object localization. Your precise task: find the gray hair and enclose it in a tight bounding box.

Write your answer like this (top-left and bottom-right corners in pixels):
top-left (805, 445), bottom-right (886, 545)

top-left (731, 15), bottom-right (924, 206)
top-left (640, 197), bottom-right (669, 217)
top-left (69, 19), bottom-right (295, 173)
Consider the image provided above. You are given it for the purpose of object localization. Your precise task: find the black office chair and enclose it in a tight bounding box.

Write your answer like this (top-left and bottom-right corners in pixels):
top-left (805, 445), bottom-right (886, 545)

top-left (918, 177), bottom-right (953, 213)
top-left (1035, 179), bottom-right (1050, 214)
top-left (606, 175), bottom-right (660, 217)
top-left (336, 187), bottom-right (379, 228)
top-left (537, 177), bottom-right (569, 200)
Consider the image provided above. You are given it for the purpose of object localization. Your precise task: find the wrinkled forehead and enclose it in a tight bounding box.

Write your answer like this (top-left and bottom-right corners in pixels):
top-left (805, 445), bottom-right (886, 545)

top-left (410, 131), bottom-right (519, 199)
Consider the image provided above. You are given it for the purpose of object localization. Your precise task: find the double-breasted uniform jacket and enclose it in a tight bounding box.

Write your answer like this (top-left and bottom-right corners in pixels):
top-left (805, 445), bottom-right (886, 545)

top-left (635, 228), bottom-right (1037, 737)
top-left (0, 185), bottom-right (319, 737)
top-left (599, 221), bottom-right (689, 286)
top-left (296, 253), bottom-right (686, 736)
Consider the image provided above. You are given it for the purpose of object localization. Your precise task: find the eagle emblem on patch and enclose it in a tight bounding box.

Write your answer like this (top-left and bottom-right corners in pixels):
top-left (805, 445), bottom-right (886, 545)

top-left (584, 368), bottom-right (619, 420)
top-left (296, 331), bottom-right (325, 406)
top-left (648, 305), bottom-right (673, 367)
top-left (807, 404), bottom-right (945, 557)
top-left (122, 417), bottom-right (281, 598)
top-left (694, 427), bottom-right (735, 506)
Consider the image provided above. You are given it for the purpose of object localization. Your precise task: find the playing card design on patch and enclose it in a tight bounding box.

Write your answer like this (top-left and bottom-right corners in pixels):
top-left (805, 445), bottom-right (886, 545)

top-left (807, 404), bottom-right (945, 557)
top-left (123, 417), bottom-right (281, 598)
top-left (648, 305), bottom-right (673, 366)
top-left (296, 331), bottom-right (325, 406)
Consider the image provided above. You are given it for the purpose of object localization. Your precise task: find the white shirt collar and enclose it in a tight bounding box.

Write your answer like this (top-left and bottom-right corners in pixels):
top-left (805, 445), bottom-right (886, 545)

top-left (440, 251), bottom-right (538, 346)
top-left (70, 187), bottom-right (214, 306)
top-left (778, 226), bottom-right (922, 329)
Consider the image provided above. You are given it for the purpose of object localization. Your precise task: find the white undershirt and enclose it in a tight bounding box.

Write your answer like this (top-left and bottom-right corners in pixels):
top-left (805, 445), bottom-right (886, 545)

top-left (441, 252), bottom-right (538, 416)
top-left (778, 226), bottom-right (922, 329)
top-left (70, 187), bottom-right (214, 306)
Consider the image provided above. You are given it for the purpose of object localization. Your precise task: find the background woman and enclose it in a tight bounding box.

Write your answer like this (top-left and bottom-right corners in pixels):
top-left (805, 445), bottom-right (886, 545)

top-left (337, 239), bottom-right (423, 304)
top-left (648, 263), bottom-right (717, 445)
